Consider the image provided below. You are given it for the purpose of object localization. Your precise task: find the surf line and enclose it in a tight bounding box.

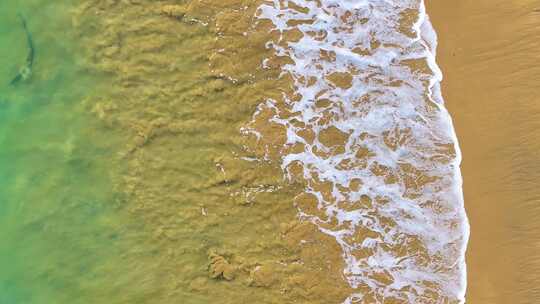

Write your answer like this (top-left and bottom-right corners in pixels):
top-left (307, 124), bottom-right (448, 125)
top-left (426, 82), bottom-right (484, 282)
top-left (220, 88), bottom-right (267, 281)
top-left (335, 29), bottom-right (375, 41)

top-left (250, 0), bottom-right (470, 303)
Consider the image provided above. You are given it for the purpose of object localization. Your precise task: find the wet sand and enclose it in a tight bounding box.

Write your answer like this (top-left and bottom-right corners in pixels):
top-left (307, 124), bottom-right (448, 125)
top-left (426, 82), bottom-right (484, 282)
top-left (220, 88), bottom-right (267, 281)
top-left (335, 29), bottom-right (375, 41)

top-left (428, 1), bottom-right (540, 303)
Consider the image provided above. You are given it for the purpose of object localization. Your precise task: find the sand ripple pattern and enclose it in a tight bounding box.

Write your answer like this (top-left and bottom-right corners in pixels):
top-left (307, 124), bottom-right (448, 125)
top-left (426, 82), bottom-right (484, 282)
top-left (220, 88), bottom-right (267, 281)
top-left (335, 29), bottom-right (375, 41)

top-left (243, 0), bottom-right (469, 302)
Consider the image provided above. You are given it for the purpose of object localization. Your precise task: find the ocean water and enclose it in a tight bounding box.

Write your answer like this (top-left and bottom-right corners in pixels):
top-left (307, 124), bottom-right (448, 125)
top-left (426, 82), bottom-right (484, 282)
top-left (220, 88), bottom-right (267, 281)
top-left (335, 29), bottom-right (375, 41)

top-left (0, 1), bottom-right (155, 303)
top-left (1, 0), bottom-right (470, 303)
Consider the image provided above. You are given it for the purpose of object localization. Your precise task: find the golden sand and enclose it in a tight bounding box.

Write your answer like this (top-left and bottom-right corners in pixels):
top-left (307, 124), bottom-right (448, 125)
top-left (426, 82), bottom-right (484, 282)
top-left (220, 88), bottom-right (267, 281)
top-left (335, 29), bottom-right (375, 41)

top-left (428, 1), bottom-right (540, 303)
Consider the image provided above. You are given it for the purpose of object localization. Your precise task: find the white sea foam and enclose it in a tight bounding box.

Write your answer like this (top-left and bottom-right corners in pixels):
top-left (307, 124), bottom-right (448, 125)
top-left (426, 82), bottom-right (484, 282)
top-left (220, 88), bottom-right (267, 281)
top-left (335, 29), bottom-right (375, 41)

top-left (247, 0), bottom-right (470, 302)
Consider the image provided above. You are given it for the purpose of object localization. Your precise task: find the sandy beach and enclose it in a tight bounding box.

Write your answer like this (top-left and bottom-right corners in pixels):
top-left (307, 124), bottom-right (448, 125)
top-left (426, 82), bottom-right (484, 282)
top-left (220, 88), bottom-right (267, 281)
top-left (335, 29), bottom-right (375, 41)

top-left (428, 1), bottom-right (540, 303)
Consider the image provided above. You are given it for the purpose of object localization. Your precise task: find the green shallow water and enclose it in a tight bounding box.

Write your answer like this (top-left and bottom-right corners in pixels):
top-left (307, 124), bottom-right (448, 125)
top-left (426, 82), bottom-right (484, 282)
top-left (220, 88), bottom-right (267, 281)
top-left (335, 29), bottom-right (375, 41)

top-left (0, 1), bottom-right (154, 303)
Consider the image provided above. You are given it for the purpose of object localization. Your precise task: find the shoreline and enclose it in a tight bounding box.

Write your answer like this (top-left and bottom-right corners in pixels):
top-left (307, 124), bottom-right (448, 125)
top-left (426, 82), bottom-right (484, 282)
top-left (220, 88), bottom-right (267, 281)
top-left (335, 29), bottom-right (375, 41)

top-left (428, 1), bottom-right (540, 302)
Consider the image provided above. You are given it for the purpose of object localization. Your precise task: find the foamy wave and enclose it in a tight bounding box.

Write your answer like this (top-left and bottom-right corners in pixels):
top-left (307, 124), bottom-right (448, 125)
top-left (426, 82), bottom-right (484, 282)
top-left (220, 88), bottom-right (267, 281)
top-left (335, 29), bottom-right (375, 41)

top-left (246, 0), bottom-right (469, 302)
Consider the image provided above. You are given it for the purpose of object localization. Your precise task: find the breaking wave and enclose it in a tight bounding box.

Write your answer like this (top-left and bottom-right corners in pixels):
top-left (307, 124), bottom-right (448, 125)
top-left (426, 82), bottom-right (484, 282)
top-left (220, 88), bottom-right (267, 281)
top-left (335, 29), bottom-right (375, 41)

top-left (243, 0), bottom-right (470, 302)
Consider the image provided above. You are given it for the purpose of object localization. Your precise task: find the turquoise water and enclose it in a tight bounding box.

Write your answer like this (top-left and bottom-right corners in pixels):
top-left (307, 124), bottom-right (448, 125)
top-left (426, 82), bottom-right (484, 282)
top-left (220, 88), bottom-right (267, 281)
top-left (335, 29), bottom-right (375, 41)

top-left (0, 2), bottom-right (154, 303)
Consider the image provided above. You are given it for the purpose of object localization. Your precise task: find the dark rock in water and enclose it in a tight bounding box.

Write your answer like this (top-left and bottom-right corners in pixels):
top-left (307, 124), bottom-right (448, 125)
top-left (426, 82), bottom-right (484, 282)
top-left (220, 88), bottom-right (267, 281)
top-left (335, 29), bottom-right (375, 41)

top-left (10, 13), bottom-right (34, 86)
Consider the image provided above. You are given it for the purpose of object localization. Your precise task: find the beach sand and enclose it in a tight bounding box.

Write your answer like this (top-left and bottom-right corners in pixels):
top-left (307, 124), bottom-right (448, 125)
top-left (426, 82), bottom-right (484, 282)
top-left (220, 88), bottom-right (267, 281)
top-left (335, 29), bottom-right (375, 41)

top-left (428, 1), bottom-right (540, 303)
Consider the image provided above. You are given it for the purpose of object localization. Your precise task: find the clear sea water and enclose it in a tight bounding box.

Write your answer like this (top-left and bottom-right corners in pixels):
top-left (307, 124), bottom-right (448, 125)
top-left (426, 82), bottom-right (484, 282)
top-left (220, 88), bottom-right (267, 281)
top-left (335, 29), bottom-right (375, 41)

top-left (0, 1), bottom-right (150, 303)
